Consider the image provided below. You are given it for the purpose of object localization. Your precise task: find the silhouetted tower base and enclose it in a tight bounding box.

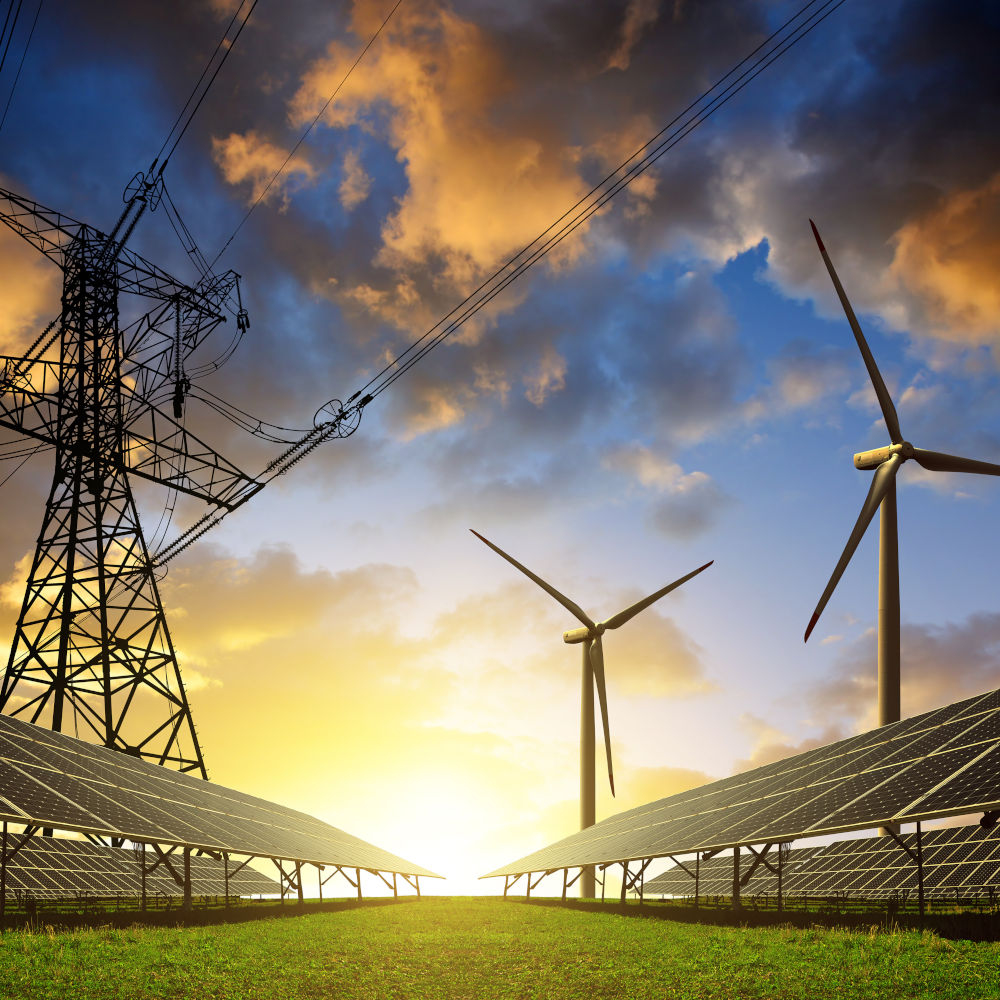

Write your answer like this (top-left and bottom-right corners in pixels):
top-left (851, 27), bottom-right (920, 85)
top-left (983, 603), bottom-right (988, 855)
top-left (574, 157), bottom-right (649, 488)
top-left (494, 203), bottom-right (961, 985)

top-left (0, 231), bottom-right (206, 776)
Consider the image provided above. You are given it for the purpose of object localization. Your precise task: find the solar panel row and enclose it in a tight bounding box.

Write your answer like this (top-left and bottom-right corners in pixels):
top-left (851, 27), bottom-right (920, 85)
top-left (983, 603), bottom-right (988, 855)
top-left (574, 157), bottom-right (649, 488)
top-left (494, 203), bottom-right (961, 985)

top-left (643, 825), bottom-right (1000, 900)
top-left (1, 838), bottom-right (280, 899)
top-left (0, 714), bottom-right (440, 879)
top-left (484, 688), bottom-right (1000, 879)
top-left (643, 847), bottom-right (822, 898)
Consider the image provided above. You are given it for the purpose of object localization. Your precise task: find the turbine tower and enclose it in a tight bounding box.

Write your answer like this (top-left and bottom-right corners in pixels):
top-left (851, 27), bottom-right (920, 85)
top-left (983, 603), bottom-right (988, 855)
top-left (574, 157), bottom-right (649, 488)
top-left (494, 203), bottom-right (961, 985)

top-left (0, 179), bottom-right (260, 776)
top-left (804, 219), bottom-right (1000, 731)
top-left (472, 528), bottom-right (711, 897)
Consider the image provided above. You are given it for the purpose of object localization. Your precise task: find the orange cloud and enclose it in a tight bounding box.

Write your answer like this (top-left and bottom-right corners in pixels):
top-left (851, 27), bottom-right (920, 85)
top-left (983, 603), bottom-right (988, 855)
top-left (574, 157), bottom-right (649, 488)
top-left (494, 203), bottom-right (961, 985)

top-left (890, 173), bottom-right (1000, 348)
top-left (211, 130), bottom-right (315, 207)
top-left (0, 227), bottom-right (61, 355)
top-left (289, 2), bottom-right (600, 291)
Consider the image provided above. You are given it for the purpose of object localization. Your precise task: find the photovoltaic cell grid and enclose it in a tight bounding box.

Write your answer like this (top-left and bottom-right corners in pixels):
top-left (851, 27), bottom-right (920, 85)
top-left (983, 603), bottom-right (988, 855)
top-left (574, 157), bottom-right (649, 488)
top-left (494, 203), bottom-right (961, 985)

top-left (1, 839), bottom-right (280, 899)
top-left (643, 847), bottom-right (823, 898)
top-left (0, 714), bottom-right (440, 878)
top-left (782, 826), bottom-right (1000, 900)
top-left (485, 687), bottom-right (1000, 878)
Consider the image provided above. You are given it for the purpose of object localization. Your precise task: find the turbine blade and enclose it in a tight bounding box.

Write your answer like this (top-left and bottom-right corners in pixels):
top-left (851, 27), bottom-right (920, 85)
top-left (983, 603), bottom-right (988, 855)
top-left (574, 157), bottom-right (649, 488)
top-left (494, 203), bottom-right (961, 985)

top-left (912, 448), bottom-right (1000, 477)
top-left (602, 560), bottom-right (714, 631)
top-left (804, 453), bottom-right (902, 642)
top-left (810, 220), bottom-right (903, 445)
top-left (590, 636), bottom-right (615, 797)
top-left (469, 529), bottom-right (595, 629)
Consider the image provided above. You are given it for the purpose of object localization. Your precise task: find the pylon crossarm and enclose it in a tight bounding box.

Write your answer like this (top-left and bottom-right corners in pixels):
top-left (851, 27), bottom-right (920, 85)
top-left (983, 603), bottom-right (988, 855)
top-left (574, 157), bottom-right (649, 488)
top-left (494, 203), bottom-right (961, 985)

top-left (0, 186), bottom-right (216, 312)
top-left (0, 356), bottom-right (62, 447)
top-left (120, 391), bottom-right (261, 509)
top-left (0, 185), bottom-right (90, 262)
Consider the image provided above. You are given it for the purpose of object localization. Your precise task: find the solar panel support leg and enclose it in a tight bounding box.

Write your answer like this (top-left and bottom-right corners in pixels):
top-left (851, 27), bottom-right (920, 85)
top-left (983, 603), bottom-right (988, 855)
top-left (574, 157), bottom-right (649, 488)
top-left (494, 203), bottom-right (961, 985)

top-left (140, 842), bottom-right (147, 913)
top-left (415, 875), bottom-right (421, 899)
top-left (620, 862), bottom-right (628, 905)
top-left (392, 872), bottom-right (398, 898)
top-left (561, 869), bottom-right (567, 902)
top-left (356, 867), bottom-right (362, 901)
top-left (732, 849), bottom-right (741, 910)
top-left (916, 821), bottom-right (925, 923)
top-left (296, 861), bottom-right (303, 905)
top-left (183, 847), bottom-right (192, 911)
top-left (0, 821), bottom-right (6, 927)
top-left (224, 851), bottom-right (230, 910)
top-left (694, 852), bottom-right (700, 910)
top-left (777, 844), bottom-right (783, 915)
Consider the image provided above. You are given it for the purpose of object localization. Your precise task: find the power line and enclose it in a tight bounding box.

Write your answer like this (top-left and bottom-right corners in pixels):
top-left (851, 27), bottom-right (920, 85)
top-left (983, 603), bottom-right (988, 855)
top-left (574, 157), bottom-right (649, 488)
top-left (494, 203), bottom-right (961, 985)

top-left (153, 0), bottom-right (259, 172)
top-left (352, 0), bottom-right (848, 406)
top-left (0, 0), bottom-right (39, 135)
top-left (150, 0), bottom-right (849, 564)
top-left (210, 0), bottom-right (404, 269)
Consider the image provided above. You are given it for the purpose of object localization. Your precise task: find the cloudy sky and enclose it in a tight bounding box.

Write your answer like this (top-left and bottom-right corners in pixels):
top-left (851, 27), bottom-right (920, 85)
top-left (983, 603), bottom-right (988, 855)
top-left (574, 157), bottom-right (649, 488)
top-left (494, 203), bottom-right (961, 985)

top-left (0, 0), bottom-right (998, 895)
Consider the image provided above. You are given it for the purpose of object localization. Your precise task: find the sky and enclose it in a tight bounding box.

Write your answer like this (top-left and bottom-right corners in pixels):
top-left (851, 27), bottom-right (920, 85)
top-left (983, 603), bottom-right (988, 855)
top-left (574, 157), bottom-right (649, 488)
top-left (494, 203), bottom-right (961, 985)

top-left (0, 0), bottom-right (998, 897)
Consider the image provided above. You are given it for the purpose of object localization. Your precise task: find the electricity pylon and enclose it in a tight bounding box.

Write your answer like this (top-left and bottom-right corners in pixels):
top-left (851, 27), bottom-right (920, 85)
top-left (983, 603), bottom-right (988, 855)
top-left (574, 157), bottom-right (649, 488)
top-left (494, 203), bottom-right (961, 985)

top-left (0, 176), bottom-right (261, 775)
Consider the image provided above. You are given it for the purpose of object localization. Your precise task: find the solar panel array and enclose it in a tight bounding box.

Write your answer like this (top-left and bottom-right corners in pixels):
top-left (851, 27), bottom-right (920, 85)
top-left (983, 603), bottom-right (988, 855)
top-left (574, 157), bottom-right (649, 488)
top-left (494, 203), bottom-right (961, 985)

top-left (0, 714), bottom-right (439, 878)
top-left (2, 838), bottom-right (280, 900)
top-left (642, 826), bottom-right (1000, 900)
top-left (485, 688), bottom-right (1000, 878)
top-left (643, 847), bottom-right (822, 898)
top-left (783, 826), bottom-right (1000, 900)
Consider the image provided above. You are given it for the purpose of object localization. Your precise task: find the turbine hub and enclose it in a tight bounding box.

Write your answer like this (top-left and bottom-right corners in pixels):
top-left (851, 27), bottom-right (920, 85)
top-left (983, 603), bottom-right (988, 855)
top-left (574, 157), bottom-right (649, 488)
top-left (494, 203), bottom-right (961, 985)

top-left (853, 441), bottom-right (913, 470)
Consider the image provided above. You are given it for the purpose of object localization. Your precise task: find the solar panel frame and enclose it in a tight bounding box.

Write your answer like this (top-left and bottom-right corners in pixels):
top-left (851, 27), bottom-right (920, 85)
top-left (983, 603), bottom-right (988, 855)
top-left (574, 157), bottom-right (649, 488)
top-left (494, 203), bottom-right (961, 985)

top-left (0, 715), bottom-right (440, 879)
top-left (484, 688), bottom-right (1000, 879)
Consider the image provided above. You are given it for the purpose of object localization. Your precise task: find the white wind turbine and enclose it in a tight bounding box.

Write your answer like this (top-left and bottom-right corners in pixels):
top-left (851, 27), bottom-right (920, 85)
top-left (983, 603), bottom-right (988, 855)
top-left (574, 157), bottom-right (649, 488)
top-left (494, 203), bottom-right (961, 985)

top-left (472, 528), bottom-right (712, 897)
top-left (804, 219), bottom-right (1000, 730)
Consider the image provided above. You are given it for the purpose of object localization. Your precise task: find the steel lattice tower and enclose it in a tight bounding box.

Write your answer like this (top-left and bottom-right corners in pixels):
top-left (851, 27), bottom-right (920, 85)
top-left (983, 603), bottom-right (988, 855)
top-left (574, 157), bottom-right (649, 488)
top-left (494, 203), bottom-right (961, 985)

top-left (0, 179), bottom-right (261, 775)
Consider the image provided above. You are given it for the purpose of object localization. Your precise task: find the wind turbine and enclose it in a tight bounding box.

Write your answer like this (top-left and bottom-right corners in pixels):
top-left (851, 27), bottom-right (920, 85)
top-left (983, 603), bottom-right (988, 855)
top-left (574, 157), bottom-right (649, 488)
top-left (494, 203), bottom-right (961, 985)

top-left (471, 528), bottom-right (712, 897)
top-left (804, 219), bottom-right (1000, 731)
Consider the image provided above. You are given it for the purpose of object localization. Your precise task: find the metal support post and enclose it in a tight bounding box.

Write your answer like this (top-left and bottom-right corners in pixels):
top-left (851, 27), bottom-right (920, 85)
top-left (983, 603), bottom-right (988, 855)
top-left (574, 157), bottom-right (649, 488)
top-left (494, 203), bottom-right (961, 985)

top-left (503, 875), bottom-right (510, 898)
top-left (356, 867), bottom-right (362, 901)
top-left (620, 862), bottom-right (628, 904)
top-left (526, 872), bottom-right (531, 899)
top-left (223, 851), bottom-right (230, 909)
top-left (182, 847), bottom-right (192, 911)
top-left (916, 821), bottom-right (925, 922)
top-left (694, 852), bottom-right (700, 909)
top-left (393, 872), bottom-right (398, 899)
top-left (561, 868), bottom-right (568, 902)
top-left (777, 844), bottom-right (783, 915)
top-left (732, 848), bottom-right (741, 910)
top-left (0, 821), bottom-right (6, 926)
top-left (296, 861), bottom-right (303, 904)
top-left (140, 842), bottom-right (147, 912)
top-left (415, 875), bottom-right (420, 898)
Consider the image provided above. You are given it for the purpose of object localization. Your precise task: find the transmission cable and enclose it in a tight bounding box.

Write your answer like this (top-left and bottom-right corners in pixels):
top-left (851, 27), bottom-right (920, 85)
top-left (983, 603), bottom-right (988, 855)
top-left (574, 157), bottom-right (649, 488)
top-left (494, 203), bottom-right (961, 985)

top-left (0, 0), bottom-right (39, 135)
top-left (209, 0), bottom-right (404, 269)
top-left (352, 0), bottom-right (847, 406)
top-left (153, 0), bottom-right (259, 173)
top-left (151, 0), bottom-right (849, 566)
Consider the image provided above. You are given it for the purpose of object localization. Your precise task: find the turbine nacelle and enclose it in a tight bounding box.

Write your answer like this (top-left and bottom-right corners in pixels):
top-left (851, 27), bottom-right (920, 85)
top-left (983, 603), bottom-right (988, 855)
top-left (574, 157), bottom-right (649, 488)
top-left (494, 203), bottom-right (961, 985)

top-left (853, 442), bottom-right (913, 471)
top-left (563, 625), bottom-right (600, 644)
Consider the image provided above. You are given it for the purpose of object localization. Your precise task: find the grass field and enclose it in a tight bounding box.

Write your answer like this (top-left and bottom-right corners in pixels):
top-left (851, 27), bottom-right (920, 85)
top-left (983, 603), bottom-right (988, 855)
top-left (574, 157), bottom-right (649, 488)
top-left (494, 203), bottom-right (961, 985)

top-left (0, 897), bottom-right (998, 999)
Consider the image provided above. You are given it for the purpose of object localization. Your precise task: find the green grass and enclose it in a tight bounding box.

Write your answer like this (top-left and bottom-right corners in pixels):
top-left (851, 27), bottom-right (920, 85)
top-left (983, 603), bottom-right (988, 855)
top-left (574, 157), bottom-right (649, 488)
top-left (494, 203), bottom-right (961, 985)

top-left (0, 897), bottom-right (998, 999)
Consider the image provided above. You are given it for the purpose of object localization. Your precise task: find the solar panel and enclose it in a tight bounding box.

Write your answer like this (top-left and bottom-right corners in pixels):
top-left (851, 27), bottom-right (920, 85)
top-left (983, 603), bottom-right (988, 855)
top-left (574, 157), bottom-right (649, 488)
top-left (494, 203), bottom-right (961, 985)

top-left (0, 839), bottom-right (281, 899)
top-left (484, 688), bottom-right (1000, 879)
top-left (774, 826), bottom-right (1000, 899)
top-left (0, 715), bottom-right (440, 879)
top-left (643, 847), bottom-right (822, 898)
